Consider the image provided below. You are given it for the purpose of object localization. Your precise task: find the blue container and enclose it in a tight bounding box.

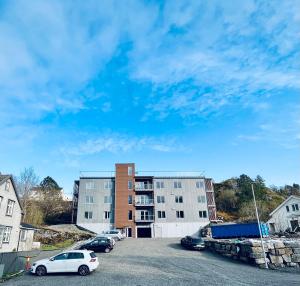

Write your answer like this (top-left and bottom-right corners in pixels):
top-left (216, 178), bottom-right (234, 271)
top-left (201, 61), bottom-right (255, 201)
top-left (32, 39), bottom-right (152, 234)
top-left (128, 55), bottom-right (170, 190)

top-left (211, 222), bottom-right (269, 239)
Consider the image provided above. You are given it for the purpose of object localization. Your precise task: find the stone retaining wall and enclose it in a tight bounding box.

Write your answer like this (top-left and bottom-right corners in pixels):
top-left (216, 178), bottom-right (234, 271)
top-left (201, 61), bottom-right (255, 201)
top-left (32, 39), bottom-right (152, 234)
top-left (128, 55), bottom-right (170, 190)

top-left (204, 238), bottom-right (300, 268)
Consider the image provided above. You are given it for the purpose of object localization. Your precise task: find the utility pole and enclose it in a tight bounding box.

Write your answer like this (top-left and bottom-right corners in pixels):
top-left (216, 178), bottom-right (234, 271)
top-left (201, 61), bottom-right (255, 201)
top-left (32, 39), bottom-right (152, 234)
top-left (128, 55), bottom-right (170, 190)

top-left (251, 183), bottom-right (268, 269)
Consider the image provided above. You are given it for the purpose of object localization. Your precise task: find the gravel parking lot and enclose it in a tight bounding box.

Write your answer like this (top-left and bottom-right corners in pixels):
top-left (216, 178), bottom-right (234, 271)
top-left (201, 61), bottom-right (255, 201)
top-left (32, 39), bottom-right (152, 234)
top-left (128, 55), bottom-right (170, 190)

top-left (5, 238), bottom-right (300, 286)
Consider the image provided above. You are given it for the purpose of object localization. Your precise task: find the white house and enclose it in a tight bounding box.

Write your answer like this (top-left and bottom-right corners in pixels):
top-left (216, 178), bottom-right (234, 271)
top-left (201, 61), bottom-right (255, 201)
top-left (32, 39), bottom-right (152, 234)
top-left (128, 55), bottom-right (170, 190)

top-left (267, 195), bottom-right (300, 233)
top-left (0, 174), bottom-right (36, 252)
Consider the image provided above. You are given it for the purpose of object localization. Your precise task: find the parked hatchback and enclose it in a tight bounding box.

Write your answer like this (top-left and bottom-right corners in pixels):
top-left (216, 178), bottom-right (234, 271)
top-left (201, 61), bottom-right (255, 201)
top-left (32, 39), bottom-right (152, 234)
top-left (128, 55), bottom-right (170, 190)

top-left (101, 229), bottom-right (125, 241)
top-left (79, 237), bottom-right (113, 253)
top-left (181, 236), bottom-right (205, 250)
top-left (31, 250), bottom-right (98, 276)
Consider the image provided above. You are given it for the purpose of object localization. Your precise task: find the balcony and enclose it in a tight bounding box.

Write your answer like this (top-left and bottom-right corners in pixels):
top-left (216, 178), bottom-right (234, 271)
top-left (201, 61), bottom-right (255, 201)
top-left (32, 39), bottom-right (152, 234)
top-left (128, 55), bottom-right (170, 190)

top-left (135, 184), bottom-right (153, 191)
top-left (135, 214), bottom-right (155, 222)
top-left (135, 199), bottom-right (154, 206)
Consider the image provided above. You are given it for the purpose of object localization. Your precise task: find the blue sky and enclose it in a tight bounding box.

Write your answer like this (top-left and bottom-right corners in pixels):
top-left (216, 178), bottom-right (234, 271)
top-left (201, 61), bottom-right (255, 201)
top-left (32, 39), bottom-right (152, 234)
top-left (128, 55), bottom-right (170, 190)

top-left (0, 0), bottom-right (299, 196)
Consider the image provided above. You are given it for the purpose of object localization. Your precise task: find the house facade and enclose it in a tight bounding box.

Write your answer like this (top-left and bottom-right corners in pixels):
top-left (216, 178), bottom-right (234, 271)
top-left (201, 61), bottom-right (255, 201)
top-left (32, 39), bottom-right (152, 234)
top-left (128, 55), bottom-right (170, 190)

top-left (267, 195), bottom-right (300, 233)
top-left (72, 163), bottom-right (217, 238)
top-left (0, 174), bottom-right (35, 252)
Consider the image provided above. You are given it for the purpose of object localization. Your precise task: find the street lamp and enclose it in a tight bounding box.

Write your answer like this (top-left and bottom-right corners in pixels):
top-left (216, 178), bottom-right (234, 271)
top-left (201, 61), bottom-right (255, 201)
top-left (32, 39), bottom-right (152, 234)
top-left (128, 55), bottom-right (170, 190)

top-left (251, 183), bottom-right (268, 269)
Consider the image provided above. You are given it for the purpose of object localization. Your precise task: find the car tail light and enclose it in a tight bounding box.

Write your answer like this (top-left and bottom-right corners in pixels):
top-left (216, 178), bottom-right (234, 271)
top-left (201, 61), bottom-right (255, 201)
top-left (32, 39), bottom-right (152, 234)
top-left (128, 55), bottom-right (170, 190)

top-left (90, 258), bottom-right (97, 262)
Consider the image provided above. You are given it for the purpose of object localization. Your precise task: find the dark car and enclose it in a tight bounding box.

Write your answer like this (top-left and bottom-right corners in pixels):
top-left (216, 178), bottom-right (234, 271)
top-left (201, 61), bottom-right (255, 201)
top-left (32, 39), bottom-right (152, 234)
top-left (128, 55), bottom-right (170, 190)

top-left (79, 237), bottom-right (113, 253)
top-left (180, 236), bottom-right (205, 250)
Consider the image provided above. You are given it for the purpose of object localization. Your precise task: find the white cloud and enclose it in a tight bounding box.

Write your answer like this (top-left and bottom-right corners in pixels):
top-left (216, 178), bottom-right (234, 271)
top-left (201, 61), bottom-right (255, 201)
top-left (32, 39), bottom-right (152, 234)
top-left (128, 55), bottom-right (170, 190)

top-left (60, 133), bottom-right (185, 157)
top-left (0, 0), bottom-right (299, 124)
top-left (101, 102), bottom-right (112, 113)
top-left (127, 0), bottom-right (300, 119)
top-left (0, 0), bottom-right (123, 123)
top-left (237, 104), bottom-right (300, 149)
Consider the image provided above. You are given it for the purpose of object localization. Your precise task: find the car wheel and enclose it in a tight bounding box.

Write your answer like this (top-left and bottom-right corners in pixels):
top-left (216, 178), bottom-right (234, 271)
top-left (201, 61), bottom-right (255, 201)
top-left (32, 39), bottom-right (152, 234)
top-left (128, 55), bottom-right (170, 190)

top-left (78, 265), bottom-right (90, 276)
top-left (104, 247), bottom-right (110, 253)
top-left (36, 266), bottom-right (47, 276)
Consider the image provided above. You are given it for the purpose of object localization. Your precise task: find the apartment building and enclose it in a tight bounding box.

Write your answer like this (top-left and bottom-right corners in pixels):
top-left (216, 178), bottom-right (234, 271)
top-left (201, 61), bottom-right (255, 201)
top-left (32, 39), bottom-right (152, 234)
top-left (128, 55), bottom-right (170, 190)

top-left (72, 163), bottom-right (217, 238)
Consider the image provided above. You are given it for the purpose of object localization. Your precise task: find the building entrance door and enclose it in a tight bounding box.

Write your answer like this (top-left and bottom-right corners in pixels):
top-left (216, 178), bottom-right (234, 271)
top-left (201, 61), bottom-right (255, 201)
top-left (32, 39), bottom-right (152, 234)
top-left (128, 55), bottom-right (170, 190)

top-left (126, 227), bottom-right (132, 237)
top-left (137, 227), bottom-right (152, 238)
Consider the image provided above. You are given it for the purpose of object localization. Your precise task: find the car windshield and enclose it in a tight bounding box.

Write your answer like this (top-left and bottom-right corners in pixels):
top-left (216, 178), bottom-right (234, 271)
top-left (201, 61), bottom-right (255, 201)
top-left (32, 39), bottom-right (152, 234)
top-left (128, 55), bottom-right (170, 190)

top-left (191, 238), bottom-right (203, 243)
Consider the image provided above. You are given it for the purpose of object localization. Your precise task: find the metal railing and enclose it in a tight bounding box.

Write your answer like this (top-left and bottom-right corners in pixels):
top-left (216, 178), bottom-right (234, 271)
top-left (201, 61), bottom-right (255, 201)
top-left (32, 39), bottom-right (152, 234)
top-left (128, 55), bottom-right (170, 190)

top-left (135, 184), bottom-right (153, 191)
top-left (135, 214), bottom-right (155, 222)
top-left (134, 199), bottom-right (154, 206)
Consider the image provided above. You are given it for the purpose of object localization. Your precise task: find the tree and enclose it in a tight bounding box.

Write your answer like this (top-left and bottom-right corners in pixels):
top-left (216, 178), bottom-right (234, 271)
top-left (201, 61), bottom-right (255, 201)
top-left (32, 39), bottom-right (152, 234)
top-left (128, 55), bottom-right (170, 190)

top-left (40, 176), bottom-right (61, 191)
top-left (238, 200), bottom-right (270, 222)
top-left (15, 167), bottom-right (39, 221)
top-left (37, 176), bottom-right (64, 224)
top-left (253, 175), bottom-right (267, 200)
top-left (236, 174), bottom-right (253, 203)
top-left (215, 189), bottom-right (238, 212)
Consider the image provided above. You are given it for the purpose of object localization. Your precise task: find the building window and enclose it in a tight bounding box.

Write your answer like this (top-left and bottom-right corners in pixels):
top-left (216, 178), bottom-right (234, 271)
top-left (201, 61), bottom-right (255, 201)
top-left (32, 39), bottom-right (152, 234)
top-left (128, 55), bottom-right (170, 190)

top-left (86, 182), bottom-right (95, 190)
top-left (5, 181), bottom-right (10, 191)
top-left (199, 211), bottom-right (207, 218)
top-left (128, 180), bottom-right (133, 190)
top-left (85, 196), bottom-right (94, 204)
top-left (174, 181), bottom-right (182, 189)
top-left (3, 227), bottom-right (12, 243)
top-left (128, 210), bottom-right (133, 220)
top-left (286, 205), bottom-right (290, 212)
top-left (6, 200), bottom-right (15, 216)
top-left (157, 196), bottom-right (165, 203)
top-left (196, 181), bottom-right (204, 189)
top-left (128, 166), bottom-right (133, 176)
top-left (198, 195), bottom-right (206, 203)
top-left (176, 211), bottom-right (184, 218)
top-left (104, 211), bottom-right (110, 219)
top-left (292, 204), bottom-right (299, 211)
top-left (20, 229), bottom-right (27, 241)
top-left (128, 195), bottom-right (133, 205)
top-left (175, 196), bottom-right (183, 203)
top-left (104, 181), bottom-right (113, 189)
top-left (157, 211), bottom-right (166, 219)
top-left (84, 211), bottom-right (93, 219)
top-left (104, 196), bottom-right (112, 204)
top-left (0, 196), bottom-right (3, 209)
top-left (68, 252), bottom-right (84, 259)
top-left (156, 181), bottom-right (164, 189)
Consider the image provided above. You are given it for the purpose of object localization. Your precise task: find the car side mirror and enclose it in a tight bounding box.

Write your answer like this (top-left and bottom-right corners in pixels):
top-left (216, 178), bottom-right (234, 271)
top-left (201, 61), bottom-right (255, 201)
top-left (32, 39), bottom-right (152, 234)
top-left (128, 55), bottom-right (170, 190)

top-left (50, 258), bottom-right (54, 261)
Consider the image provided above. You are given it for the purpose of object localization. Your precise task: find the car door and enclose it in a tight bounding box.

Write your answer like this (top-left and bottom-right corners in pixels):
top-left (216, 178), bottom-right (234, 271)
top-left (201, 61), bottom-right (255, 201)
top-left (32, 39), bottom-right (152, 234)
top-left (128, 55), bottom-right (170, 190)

top-left (89, 240), bottom-right (99, 252)
top-left (97, 238), bottom-right (108, 251)
top-left (67, 252), bottom-right (85, 272)
top-left (48, 253), bottom-right (69, 273)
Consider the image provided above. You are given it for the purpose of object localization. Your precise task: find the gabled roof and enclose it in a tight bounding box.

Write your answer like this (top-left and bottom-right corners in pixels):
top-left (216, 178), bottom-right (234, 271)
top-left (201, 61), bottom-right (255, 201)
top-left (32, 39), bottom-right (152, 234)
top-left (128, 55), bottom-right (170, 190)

top-left (0, 174), bottom-right (10, 184)
top-left (20, 223), bottom-right (38, 230)
top-left (0, 174), bottom-right (23, 213)
top-left (269, 195), bottom-right (300, 216)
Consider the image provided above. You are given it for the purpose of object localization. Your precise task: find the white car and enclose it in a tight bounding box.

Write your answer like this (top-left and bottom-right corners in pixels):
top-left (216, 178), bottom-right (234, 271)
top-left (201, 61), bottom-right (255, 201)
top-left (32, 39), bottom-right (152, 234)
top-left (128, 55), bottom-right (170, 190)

top-left (101, 230), bottom-right (125, 241)
top-left (31, 250), bottom-right (99, 276)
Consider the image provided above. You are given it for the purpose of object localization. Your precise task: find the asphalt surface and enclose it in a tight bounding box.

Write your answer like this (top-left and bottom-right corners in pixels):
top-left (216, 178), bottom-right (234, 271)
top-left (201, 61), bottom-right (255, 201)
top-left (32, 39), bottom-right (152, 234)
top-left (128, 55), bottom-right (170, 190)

top-left (5, 238), bottom-right (300, 286)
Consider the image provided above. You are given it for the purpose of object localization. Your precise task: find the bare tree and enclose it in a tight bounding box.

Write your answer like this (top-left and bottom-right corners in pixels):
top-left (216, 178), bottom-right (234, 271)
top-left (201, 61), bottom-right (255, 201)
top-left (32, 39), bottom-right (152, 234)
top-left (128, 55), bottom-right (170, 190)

top-left (16, 167), bottom-right (39, 221)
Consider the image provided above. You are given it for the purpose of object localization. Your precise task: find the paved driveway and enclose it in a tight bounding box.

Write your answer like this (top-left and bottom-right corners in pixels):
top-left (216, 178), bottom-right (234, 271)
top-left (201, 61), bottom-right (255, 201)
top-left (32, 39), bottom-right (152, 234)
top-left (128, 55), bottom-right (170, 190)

top-left (5, 238), bottom-right (300, 286)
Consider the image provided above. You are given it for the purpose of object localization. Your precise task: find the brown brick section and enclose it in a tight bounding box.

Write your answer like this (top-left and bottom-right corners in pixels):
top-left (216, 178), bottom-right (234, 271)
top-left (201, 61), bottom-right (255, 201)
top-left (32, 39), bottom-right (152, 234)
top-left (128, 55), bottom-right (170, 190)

top-left (115, 163), bottom-right (136, 237)
top-left (205, 179), bottom-right (217, 221)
